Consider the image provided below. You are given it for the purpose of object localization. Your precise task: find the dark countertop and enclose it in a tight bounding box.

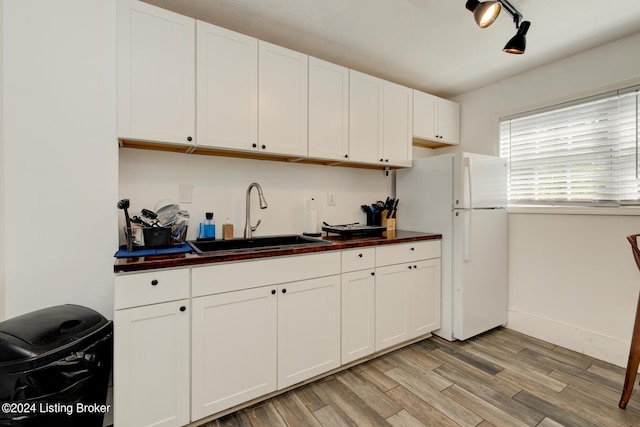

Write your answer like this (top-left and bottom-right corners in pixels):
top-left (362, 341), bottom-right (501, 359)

top-left (114, 230), bottom-right (442, 273)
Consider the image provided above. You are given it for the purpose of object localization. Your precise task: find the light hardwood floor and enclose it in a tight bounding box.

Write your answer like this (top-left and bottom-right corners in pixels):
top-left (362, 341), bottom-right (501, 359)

top-left (204, 328), bottom-right (640, 427)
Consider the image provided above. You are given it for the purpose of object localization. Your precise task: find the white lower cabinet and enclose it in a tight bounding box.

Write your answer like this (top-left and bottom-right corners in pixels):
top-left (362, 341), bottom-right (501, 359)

top-left (191, 274), bottom-right (340, 419)
top-left (411, 259), bottom-right (442, 336)
top-left (114, 240), bottom-right (440, 426)
top-left (189, 252), bottom-right (341, 419)
top-left (114, 300), bottom-right (190, 427)
top-left (114, 268), bottom-right (190, 427)
top-left (341, 269), bottom-right (376, 364)
top-left (374, 241), bottom-right (442, 352)
top-left (375, 263), bottom-right (411, 350)
top-left (191, 287), bottom-right (277, 420)
top-left (277, 276), bottom-right (341, 388)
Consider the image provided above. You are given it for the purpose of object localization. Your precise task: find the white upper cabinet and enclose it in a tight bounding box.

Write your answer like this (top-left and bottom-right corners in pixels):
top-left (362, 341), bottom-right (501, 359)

top-left (308, 57), bottom-right (349, 161)
top-left (258, 41), bottom-right (308, 157)
top-left (196, 21), bottom-right (258, 151)
top-left (383, 81), bottom-right (413, 167)
top-left (437, 97), bottom-right (461, 144)
top-left (349, 71), bottom-right (413, 166)
top-left (117, 0), bottom-right (195, 145)
top-left (413, 90), bottom-right (460, 146)
top-left (349, 70), bottom-right (384, 164)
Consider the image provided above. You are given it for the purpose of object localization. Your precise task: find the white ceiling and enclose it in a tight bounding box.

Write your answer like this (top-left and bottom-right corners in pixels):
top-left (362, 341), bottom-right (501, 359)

top-left (143, 0), bottom-right (640, 98)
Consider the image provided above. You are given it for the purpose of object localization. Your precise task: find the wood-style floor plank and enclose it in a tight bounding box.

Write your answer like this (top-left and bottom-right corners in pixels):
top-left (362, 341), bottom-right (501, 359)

top-left (203, 328), bottom-right (640, 427)
top-left (335, 369), bottom-right (401, 418)
top-left (385, 366), bottom-right (484, 427)
top-left (442, 384), bottom-right (530, 427)
top-left (434, 364), bottom-right (545, 426)
top-left (384, 386), bottom-right (460, 427)
top-left (385, 409), bottom-right (426, 427)
top-left (312, 404), bottom-right (357, 427)
top-left (513, 390), bottom-right (600, 427)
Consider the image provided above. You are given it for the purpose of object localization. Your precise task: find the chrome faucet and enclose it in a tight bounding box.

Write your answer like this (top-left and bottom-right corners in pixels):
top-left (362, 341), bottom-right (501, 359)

top-left (244, 182), bottom-right (268, 238)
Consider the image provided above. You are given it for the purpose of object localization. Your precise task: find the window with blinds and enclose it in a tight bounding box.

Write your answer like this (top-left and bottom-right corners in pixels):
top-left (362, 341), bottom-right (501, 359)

top-left (500, 87), bottom-right (640, 206)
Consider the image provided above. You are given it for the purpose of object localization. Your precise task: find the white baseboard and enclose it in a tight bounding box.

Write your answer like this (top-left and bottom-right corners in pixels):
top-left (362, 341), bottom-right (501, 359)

top-left (507, 309), bottom-right (630, 369)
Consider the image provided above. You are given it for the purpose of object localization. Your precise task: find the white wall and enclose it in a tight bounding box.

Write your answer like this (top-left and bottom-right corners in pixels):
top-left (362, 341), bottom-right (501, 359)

top-left (1, 0), bottom-right (117, 320)
top-left (119, 149), bottom-right (391, 241)
top-left (454, 31), bottom-right (640, 367)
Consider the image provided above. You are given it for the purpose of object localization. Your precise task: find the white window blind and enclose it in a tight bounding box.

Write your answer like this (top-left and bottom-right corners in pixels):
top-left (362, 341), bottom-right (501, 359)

top-left (500, 87), bottom-right (640, 206)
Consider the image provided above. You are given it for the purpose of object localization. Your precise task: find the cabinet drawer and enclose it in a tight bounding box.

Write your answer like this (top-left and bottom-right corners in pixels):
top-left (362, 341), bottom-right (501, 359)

top-left (192, 252), bottom-right (340, 297)
top-left (115, 268), bottom-right (190, 310)
top-left (341, 248), bottom-right (375, 273)
top-left (375, 240), bottom-right (440, 266)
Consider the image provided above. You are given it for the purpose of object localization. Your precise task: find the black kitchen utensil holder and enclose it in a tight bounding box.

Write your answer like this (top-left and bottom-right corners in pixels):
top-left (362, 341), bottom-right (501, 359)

top-left (142, 226), bottom-right (172, 248)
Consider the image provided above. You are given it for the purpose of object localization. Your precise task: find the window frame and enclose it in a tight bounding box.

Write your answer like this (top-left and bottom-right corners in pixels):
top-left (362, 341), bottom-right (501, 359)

top-left (500, 85), bottom-right (640, 209)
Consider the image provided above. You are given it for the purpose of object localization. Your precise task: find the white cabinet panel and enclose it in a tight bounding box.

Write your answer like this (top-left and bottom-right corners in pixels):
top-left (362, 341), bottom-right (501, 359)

top-left (192, 252), bottom-right (340, 297)
top-left (438, 97), bottom-right (461, 145)
top-left (375, 263), bottom-right (411, 350)
top-left (114, 300), bottom-right (190, 427)
top-left (117, 0), bottom-right (195, 145)
top-left (308, 57), bottom-right (349, 161)
top-left (191, 287), bottom-right (277, 419)
top-left (410, 259), bottom-right (441, 337)
top-left (382, 81), bottom-right (412, 167)
top-left (341, 269), bottom-right (376, 364)
top-left (278, 275), bottom-right (341, 388)
top-left (349, 70), bottom-right (383, 164)
top-left (375, 240), bottom-right (441, 266)
top-left (349, 70), bottom-right (412, 166)
top-left (259, 41), bottom-right (308, 156)
top-left (413, 90), bottom-right (460, 145)
top-left (114, 268), bottom-right (189, 310)
top-left (196, 21), bottom-right (258, 150)
top-left (375, 240), bottom-right (442, 352)
top-left (341, 248), bottom-right (376, 273)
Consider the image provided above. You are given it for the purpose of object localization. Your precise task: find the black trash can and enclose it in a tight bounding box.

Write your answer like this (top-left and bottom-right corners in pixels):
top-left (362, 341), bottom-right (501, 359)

top-left (0, 305), bottom-right (113, 427)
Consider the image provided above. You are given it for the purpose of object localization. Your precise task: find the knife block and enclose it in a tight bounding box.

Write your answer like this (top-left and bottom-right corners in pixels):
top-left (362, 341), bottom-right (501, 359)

top-left (381, 212), bottom-right (396, 233)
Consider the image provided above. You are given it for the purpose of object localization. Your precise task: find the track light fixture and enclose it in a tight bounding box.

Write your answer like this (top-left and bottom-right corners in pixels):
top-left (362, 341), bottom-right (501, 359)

top-left (465, 0), bottom-right (532, 54)
top-left (465, 0), bottom-right (501, 28)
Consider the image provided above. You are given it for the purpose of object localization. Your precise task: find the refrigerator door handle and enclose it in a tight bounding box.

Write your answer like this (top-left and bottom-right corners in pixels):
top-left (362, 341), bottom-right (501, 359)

top-left (464, 156), bottom-right (474, 209)
top-left (464, 210), bottom-right (471, 261)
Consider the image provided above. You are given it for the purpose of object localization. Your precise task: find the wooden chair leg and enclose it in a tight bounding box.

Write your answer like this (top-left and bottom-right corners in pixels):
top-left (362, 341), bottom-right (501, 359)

top-left (620, 296), bottom-right (640, 409)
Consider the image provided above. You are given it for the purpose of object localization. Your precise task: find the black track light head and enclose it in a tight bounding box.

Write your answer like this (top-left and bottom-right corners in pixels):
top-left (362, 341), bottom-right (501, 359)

top-left (503, 20), bottom-right (531, 54)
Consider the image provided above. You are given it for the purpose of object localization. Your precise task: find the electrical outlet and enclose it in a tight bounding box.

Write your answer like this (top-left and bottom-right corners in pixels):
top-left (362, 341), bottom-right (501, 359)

top-left (178, 184), bottom-right (193, 204)
top-left (327, 191), bottom-right (336, 206)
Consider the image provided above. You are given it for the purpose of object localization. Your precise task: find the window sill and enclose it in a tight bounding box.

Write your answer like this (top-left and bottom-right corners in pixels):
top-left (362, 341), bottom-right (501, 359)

top-left (507, 206), bottom-right (640, 216)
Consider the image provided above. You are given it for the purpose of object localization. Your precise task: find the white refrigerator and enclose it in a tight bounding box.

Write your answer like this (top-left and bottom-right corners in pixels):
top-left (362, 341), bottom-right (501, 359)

top-left (396, 152), bottom-right (507, 341)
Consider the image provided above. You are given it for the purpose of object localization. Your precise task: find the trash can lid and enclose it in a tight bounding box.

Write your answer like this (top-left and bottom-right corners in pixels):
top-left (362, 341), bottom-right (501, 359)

top-left (0, 304), bottom-right (109, 363)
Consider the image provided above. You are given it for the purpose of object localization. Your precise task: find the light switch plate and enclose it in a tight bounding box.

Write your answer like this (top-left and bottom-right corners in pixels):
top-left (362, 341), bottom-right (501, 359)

top-left (327, 191), bottom-right (336, 206)
top-left (178, 184), bottom-right (193, 204)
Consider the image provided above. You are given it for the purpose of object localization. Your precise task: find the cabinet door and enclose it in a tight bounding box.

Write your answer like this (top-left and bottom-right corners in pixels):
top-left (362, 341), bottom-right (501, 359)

top-left (383, 81), bottom-right (412, 167)
top-left (412, 90), bottom-right (437, 141)
top-left (258, 41), bottom-right (308, 156)
top-left (308, 57), bottom-right (349, 161)
top-left (191, 287), bottom-right (277, 419)
top-left (437, 97), bottom-right (461, 145)
top-left (278, 275), bottom-right (341, 388)
top-left (375, 264), bottom-right (411, 351)
top-left (410, 259), bottom-right (441, 337)
top-left (341, 270), bottom-right (375, 364)
top-left (114, 300), bottom-right (190, 427)
top-left (117, 0), bottom-right (195, 145)
top-left (196, 21), bottom-right (258, 150)
top-left (349, 70), bottom-right (383, 164)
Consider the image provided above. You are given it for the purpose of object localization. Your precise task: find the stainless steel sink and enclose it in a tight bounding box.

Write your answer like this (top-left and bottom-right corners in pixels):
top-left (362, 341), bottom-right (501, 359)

top-left (188, 234), bottom-right (331, 254)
